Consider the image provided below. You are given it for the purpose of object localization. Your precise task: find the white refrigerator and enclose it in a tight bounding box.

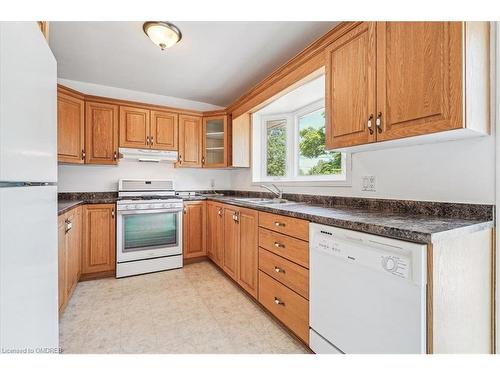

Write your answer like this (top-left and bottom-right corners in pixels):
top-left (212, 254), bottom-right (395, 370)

top-left (0, 22), bottom-right (58, 353)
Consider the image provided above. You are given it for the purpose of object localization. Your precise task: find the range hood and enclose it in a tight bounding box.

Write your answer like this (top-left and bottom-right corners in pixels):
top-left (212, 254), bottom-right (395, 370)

top-left (119, 148), bottom-right (178, 163)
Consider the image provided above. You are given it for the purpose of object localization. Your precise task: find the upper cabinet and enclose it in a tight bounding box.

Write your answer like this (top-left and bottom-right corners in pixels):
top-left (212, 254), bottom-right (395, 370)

top-left (202, 114), bottom-right (231, 168)
top-left (119, 106), bottom-right (150, 148)
top-left (178, 114), bottom-right (203, 167)
top-left (150, 110), bottom-right (178, 150)
top-left (85, 101), bottom-right (119, 165)
top-left (119, 106), bottom-right (179, 151)
top-left (324, 22), bottom-right (489, 151)
top-left (325, 22), bottom-right (376, 149)
top-left (57, 87), bottom-right (85, 163)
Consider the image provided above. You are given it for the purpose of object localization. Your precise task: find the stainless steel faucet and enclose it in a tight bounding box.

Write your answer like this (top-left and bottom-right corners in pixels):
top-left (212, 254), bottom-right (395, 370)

top-left (260, 184), bottom-right (283, 199)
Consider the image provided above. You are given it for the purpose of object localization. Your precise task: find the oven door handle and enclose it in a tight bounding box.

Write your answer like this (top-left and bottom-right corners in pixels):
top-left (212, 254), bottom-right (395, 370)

top-left (118, 208), bottom-right (183, 215)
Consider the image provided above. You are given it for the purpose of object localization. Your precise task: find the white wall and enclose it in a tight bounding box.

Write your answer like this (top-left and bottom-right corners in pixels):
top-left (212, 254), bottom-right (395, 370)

top-left (58, 160), bottom-right (232, 192)
top-left (58, 78), bottom-right (223, 112)
top-left (231, 135), bottom-right (496, 204)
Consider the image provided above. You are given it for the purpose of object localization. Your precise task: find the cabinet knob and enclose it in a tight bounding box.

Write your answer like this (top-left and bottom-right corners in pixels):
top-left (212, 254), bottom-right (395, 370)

top-left (201, 156), bottom-right (205, 165)
top-left (376, 112), bottom-right (383, 133)
top-left (178, 155), bottom-right (183, 164)
top-left (274, 297), bottom-right (285, 306)
top-left (111, 208), bottom-right (115, 218)
top-left (274, 242), bottom-right (285, 249)
top-left (113, 151), bottom-right (118, 161)
top-left (367, 114), bottom-right (374, 135)
top-left (146, 136), bottom-right (150, 145)
top-left (274, 221), bottom-right (285, 227)
top-left (150, 136), bottom-right (154, 144)
top-left (81, 149), bottom-right (86, 160)
top-left (274, 266), bottom-right (285, 274)
top-left (217, 209), bottom-right (222, 216)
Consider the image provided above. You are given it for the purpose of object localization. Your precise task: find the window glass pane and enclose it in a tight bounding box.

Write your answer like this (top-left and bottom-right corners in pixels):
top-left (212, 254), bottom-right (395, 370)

top-left (266, 119), bottom-right (287, 177)
top-left (298, 109), bottom-right (342, 176)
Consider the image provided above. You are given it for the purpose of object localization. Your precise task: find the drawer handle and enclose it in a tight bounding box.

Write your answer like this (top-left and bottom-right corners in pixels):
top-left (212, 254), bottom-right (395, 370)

top-left (274, 297), bottom-right (285, 306)
top-left (274, 266), bottom-right (285, 274)
top-left (274, 242), bottom-right (285, 249)
top-left (274, 221), bottom-right (286, 227)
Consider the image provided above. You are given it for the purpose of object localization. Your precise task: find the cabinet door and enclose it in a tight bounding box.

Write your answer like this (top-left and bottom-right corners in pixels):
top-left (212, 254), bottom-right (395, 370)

top-left (85, 101), bottom-right (119, 165)
top-left (206, 202), bottom-right (216, 261)
top-left (237, 208), bottom-right (258, 298)
top-left (325, 22), bottom-right (376, 149)
top-left (208, 203), bottom-right (225, 266)
top-left (67, 206), bottom-right (82, 290)
top-left (151, 110), bottom-right (178, 150)
top-left (119, 106), bottom-right (150, 148)
top-left (57, 90), bottom-right (85, 163)
top-left (202, 115), bottom-right (230, 168)
top-left (178, 115), bottom-right (202, 167)
top-left (376, 22), bottom-right (463, 141)
top-left (58, 215), bottom-right (67, 313)
top-left (183, 201), bottom-right (206, 259)
top-left (82, 204), bottom-right (116, 276)
top-left (223, 207), bottom-right (239, 280)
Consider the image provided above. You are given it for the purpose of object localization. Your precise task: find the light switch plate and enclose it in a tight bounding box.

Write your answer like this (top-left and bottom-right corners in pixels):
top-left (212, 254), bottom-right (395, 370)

top-left (362, 175), bottom-right (376, 192)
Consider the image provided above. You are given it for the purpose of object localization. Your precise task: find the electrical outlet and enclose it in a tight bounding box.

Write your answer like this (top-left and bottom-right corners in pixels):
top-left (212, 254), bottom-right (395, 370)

top-left (362, 175), bottom-right (376, 192)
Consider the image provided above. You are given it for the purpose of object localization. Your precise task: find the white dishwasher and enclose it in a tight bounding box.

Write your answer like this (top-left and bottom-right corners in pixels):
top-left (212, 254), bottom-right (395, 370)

top-left (309, 223), bottom-right (427, 354)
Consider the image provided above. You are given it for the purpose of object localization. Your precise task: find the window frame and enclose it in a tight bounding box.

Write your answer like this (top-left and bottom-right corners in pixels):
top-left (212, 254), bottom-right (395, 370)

top-left (253, 100), bottom-right (351, 185)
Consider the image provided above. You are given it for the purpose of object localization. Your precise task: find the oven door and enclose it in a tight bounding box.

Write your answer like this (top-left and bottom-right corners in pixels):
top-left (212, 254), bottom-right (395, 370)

top-left (117, 208), bottom-right (182, 263)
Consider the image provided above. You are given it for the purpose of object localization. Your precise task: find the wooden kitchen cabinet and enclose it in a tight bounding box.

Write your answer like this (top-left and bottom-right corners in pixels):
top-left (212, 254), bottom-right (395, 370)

top-left (178, 114), bottom-right (203, 167)
top-left (119, 106), bottom-right (179, 151)
top-left (85, 101), bottom-right (119, 164)
top-left (81, 204), bottom-right (116, 278)
top-left (57, 86), bottom-right (85, 163)
top-left (236, 208), bottom-right (258, 298)
top-left (58, 206), bottom-right (82, 314)
top-left (202, 114), bottom-right (231, 168)
top-left (183, 201), bottom-right (207, 259)
top-left (325, 22), bottom-right (490, 150)
top-left (223, 206), bottom-right (239, 280)
top-left (376, 22), bottom-right (463, 141)
top-left (325, 22), bottom-right (376, 149)
top-left (206, 201), bottom-right (224, 266)
top-left (151, 110), bottom-right (178, 150)
top-left (119, 106), bottom-right (150, 148)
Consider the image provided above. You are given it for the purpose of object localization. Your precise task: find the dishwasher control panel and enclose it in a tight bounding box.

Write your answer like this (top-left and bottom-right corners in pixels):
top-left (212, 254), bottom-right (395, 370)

top-left (311, 225), bottom-right (426, 283)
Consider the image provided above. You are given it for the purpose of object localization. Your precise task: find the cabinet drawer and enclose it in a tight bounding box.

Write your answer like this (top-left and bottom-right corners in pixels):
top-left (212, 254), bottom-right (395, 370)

top-left (258, 227), bottom-right (309, 268)
top-left (258, 271), bottom-right (309, 344)
top-left (259, 248), bottom-right (309, 299)
top-left (258, 212), bottom-right (309, 241)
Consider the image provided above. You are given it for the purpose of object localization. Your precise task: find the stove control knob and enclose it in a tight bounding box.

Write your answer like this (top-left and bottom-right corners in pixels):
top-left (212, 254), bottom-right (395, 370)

top-left (382, 256), bottom-right (398, 272)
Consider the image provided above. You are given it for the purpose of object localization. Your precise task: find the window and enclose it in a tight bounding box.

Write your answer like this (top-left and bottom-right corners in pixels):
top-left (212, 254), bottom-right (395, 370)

top-left (253, 99), bottom-right (349, 184)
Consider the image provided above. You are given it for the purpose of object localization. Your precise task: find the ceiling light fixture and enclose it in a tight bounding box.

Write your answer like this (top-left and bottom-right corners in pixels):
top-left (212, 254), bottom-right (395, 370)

top-left (143, 21), bottom-right (182, 51)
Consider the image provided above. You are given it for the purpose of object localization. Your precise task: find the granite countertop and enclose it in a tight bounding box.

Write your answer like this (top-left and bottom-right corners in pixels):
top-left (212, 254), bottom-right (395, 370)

top-left (208, 196), bottom-right (494, 244)
top-left (57, 191), bottom-right (494, 244)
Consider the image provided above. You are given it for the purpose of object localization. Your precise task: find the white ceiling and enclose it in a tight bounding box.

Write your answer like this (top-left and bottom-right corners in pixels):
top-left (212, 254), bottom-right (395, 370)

top-left (49, 21), bottom-right (337, 107)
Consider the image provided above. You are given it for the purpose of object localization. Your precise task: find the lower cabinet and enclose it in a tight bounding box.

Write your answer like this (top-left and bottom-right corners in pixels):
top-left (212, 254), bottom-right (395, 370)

top-left (58, 206), bottom-right (82, 314)
top-left (237, 208), bottom-right (258, 298)
top-left (183, 201), bottom-right (207, 259)
top-left (206, 201), bottom-right (224, 266)
top-left (81, 204), bottom-right (116, 278)
top-left (223, 206), bottom-right (239, 280)
top-left (214, 204), bottom-right (259, 298)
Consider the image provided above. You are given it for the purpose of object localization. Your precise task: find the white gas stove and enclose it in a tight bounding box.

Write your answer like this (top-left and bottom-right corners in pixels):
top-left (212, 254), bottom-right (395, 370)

top-left (116, 179), bottom-right (183, 278)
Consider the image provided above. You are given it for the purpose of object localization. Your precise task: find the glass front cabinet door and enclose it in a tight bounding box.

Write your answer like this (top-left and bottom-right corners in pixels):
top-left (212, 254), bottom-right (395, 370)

top-left (202, 114), bottom-right (231, 168)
